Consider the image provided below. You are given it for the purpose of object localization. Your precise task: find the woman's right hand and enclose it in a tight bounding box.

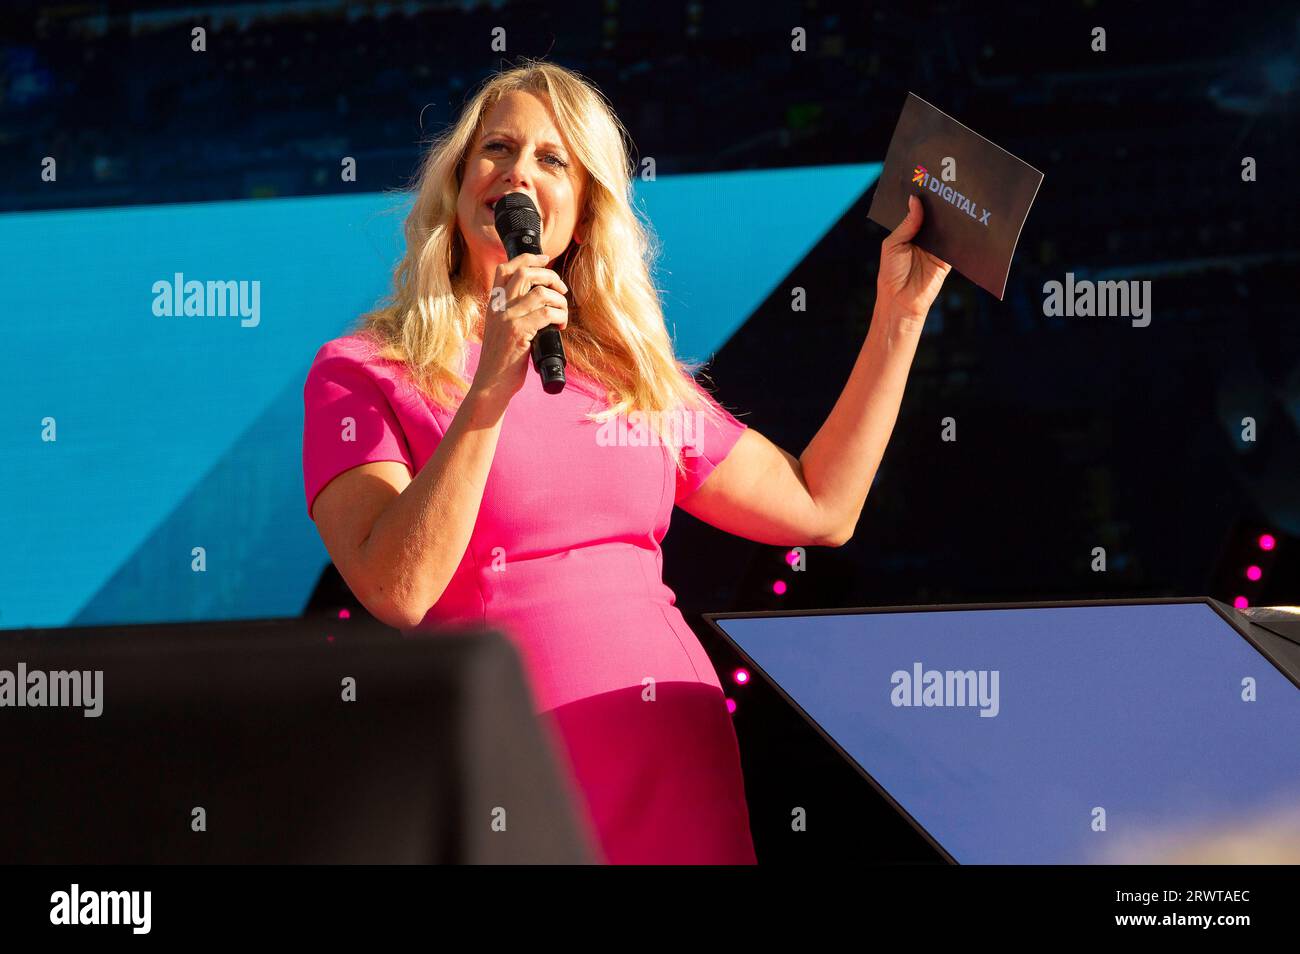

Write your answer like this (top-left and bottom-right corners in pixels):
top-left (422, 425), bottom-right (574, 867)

top-left (469, 252), bottom-right (570, 411)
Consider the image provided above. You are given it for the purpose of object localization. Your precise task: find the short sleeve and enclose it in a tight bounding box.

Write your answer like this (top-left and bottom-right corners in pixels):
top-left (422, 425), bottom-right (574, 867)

top-left (674, 374), bottom-right (749, 505)
top-left (303, 340), bottom-right (416, 521)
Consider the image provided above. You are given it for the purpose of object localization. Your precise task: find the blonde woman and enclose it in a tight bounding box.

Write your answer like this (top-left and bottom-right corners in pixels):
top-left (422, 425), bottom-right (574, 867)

top-left (303, 60), bottom-right (951, 864)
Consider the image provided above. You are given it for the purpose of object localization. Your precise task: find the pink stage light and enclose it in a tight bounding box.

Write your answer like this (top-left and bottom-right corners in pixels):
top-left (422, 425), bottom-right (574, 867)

top-left (733, 668), bottom-right (750, 685)
top-left (338, 608), bottom-right (351, 619)
top-left (1233, 596), bottom-right (1249, 610)
top-left (1258, 534), bottom-right (1276, 551)
top-left (1246, 565), bottom-right (1262, 581)
top-left (785, 549), bottom-right (799, 566)
top-left (772, 580), bottom-right (787, 595)
top-left (725, 697), bottom-right (737, 714)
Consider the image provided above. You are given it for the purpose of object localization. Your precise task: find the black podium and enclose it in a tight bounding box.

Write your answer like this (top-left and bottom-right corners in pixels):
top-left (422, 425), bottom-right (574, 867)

top-left (0, 616), bottom-right (596, 864)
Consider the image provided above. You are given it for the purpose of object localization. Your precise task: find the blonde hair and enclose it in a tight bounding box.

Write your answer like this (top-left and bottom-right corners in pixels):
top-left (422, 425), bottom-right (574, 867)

top-left (354, 58), bottom-right (734, 474)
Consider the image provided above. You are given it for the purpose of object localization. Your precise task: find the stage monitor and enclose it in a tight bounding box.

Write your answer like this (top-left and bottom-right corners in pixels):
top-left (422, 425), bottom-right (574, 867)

top-left (706, 598), bottom-right (1300, 864)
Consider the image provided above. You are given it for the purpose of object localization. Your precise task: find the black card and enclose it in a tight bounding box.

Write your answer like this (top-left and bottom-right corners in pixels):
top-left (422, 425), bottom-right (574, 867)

top-left (868, 92), bottom-right (1044, 300)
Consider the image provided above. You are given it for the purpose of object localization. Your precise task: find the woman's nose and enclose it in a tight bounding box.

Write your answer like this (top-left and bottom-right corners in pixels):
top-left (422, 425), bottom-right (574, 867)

top-left (502, 153), bottom-right (540, 188)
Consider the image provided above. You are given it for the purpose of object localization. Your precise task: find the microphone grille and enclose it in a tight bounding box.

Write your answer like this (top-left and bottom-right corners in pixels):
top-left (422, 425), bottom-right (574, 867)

top-left (494, 192), bottom-right (541, 235)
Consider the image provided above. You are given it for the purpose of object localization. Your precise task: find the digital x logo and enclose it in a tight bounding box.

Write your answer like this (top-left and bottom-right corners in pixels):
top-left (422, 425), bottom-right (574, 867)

top-left (912, 163), bottom-right (992, 226)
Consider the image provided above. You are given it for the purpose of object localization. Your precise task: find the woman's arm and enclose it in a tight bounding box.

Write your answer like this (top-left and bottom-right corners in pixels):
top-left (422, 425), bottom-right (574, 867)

top-left (313, 389), bottom-right (507, 629)
top-left (313, 252), bottom-right (567, 629)
top-left (677, 194), bottom-right (951, 547)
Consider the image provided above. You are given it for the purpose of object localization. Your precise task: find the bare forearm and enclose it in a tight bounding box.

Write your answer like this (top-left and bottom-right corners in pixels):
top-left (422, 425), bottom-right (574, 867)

top-left (799, 306), bottom-right (926, 541)
top-left (359, 390), bottom-right (506, 626)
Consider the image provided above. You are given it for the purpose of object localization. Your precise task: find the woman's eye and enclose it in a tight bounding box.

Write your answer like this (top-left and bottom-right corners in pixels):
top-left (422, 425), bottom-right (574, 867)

top-left (485, 141), bottom-right (567, 169)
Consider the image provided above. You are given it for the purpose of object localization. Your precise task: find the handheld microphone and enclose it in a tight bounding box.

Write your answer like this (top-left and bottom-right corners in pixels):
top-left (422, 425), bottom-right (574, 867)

top-left (493, 192), bottom-right (566, 394)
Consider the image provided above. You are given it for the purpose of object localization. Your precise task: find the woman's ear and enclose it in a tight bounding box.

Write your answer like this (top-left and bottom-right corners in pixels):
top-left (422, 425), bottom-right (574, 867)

top-left (574, 201), bottom-right (590, 244)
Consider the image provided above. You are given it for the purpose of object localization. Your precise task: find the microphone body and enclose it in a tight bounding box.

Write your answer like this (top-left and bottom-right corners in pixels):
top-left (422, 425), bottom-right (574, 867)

top-left (493, 193), bottom-right (566, 394)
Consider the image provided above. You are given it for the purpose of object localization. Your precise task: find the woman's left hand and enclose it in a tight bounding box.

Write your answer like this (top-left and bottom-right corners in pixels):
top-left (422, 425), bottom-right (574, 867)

top-left (876, 194), bottom-right (953, 330)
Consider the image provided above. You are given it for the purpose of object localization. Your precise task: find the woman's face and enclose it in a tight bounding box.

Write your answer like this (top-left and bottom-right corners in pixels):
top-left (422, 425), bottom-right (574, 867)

top-left (456, 90), bottom-right (587, 285)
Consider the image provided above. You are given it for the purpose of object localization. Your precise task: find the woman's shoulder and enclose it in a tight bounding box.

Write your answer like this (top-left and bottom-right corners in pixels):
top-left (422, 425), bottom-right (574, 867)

top-left (311, 331), bottom-right (384, 365)
top-left (309, 332), bottom-right (410, 384)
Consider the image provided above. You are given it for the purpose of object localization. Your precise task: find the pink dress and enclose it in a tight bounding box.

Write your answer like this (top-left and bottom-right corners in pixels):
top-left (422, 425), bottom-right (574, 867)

top-left (302, 333), bottom-right (758, 864)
